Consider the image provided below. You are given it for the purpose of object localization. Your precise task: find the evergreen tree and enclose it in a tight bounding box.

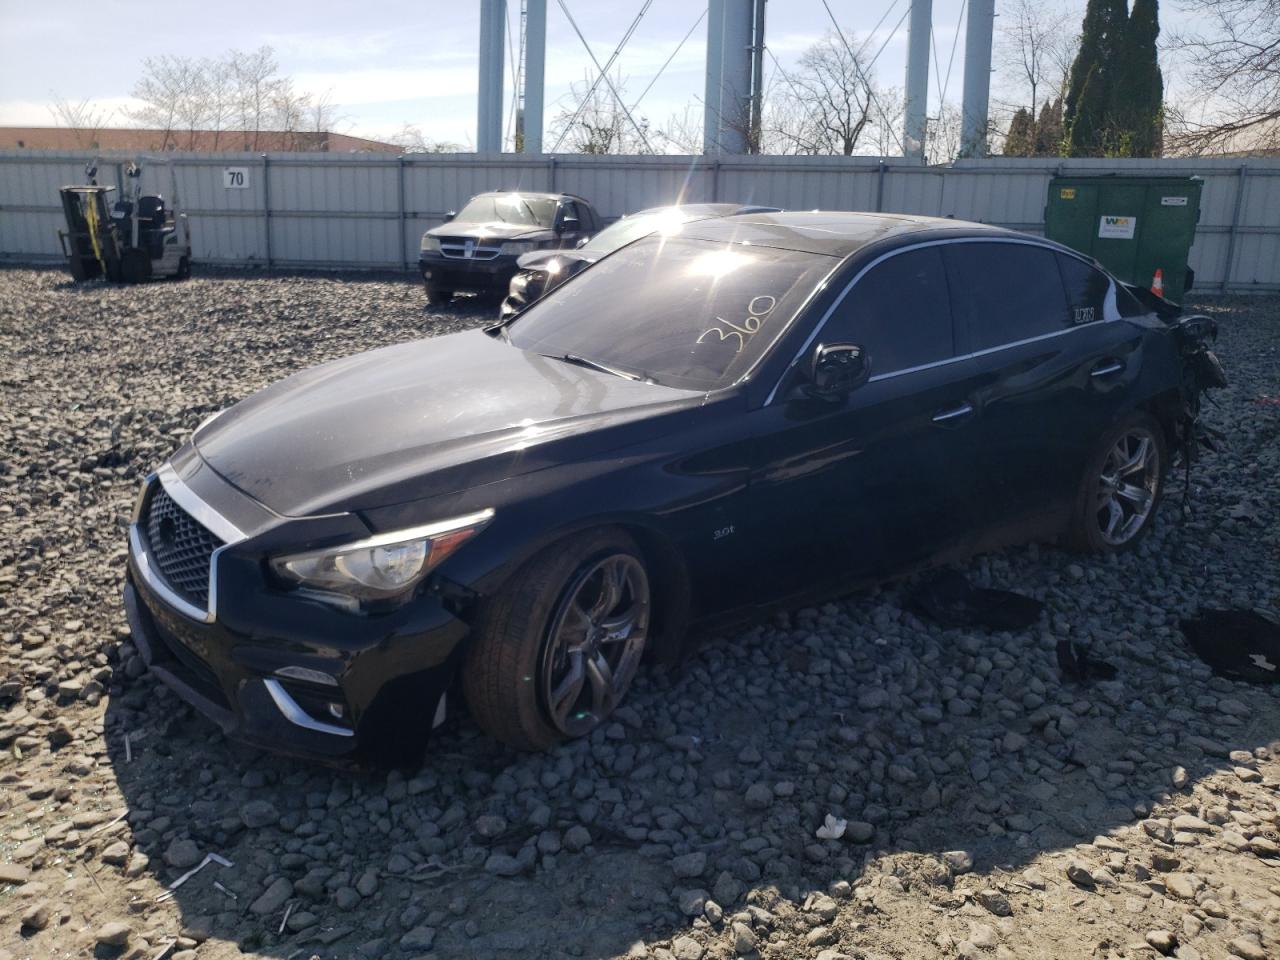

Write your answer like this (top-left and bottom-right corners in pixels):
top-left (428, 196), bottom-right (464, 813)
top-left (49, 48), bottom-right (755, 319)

top-left (1063, 0), bottom-right (1129, 156)
top-left (1112, 0), bottom-right (1163, 156)
top-left (1004, 108), bottom-right (1036, 156)
top-left (1035, 98), bottom-right (1066, 156)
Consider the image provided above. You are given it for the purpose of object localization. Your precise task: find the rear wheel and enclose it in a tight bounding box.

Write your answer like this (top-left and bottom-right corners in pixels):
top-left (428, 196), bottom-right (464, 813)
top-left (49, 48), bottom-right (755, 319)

top-left (463, 529), bottom-right (651, 751)
top-left (1067, 413), bottom-right (1167, 553)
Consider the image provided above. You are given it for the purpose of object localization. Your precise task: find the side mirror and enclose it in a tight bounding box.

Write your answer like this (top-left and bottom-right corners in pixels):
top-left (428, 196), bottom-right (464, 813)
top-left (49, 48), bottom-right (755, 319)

top-left (807, 342), bottom-right (870, 399)
top-left (443, 211), bottom-right (456, 223)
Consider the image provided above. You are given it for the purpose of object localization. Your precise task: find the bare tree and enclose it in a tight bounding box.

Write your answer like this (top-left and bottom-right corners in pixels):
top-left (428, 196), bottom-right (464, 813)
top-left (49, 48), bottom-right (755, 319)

top-left (1167, 0), bottom-right (1280, 154)
top-left (997, 0), bottom-right (1077, 121)
top-left (203, 57), bottom-right (236, 151)
top-left (653, 104), bottom-right (703, 154)
top-left (48, 97), bottom-right (114, 149)
top-left (549, 71), bottom-right (653, 154)
top-left (129, 54), bottom-right (211, 149)
top-left (229, 46), bottom-right (280, 150)
top-left (384, 124), bottom-right (464, 153)
top-left (763, 30), bottom-right (877, 155)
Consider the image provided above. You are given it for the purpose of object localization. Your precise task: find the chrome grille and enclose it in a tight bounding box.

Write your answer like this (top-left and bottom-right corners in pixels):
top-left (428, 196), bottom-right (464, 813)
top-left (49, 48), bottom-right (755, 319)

top-left (144, 487), bottom-right (223, 610)
top-left (438, 237), bottom-right (501, 261)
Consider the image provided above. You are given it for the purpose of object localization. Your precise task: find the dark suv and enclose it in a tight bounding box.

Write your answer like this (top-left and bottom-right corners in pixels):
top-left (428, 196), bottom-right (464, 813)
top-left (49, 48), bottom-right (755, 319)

top-left (419, 191), bottom-right (601, 304)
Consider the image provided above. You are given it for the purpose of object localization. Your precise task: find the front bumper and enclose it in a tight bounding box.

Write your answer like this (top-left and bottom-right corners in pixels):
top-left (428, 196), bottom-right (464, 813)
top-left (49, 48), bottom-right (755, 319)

top-left (123, 470), bottom-right (470, 762)
top-left (419, 252), bottom-right (520, 293)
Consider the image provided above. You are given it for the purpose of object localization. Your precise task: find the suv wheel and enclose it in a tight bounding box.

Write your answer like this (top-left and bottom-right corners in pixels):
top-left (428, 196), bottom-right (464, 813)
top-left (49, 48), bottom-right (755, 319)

top-left (425, 285), bottom-right (453, 305)
top-left (463, 529), bottom-right (651, 750)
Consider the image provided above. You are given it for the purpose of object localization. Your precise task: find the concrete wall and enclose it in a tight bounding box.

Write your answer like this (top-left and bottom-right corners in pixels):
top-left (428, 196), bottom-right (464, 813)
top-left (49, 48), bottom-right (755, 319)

top-left (2, 151), bottom-right (1277, 291)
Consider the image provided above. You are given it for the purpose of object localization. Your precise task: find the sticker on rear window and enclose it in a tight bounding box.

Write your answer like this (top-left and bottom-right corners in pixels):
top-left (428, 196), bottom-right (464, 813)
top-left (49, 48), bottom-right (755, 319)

top-left (1161, 196), bottom-right (1188, 206)
top-left (1098, 215), bottom-right (1136, 239)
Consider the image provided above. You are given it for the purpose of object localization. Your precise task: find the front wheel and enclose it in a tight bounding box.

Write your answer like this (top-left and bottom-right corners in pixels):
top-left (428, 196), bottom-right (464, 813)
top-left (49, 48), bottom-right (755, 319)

top-left (1067, 413), bottom-right (1167, 553)
top-left (463, 529), bottom-right (651, 751)
top-left (425, 285), bottom-right (453, 305)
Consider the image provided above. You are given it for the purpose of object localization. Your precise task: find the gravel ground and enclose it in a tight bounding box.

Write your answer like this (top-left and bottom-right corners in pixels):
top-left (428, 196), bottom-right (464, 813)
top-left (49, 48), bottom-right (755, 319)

top-left (1, 265), bottom-right (1279, 960)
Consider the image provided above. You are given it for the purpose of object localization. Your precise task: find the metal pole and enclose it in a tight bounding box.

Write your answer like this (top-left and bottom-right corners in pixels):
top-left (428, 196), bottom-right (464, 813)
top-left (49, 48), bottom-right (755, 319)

top-left (262, 154), bottom-right (272, 269)
top-left (876, 161), bottom-right (887, 211)
top-left (716, 0), bottom-right (754, 154)
top-left (398, 156), bottom-right (407, 271)
top-left (478, 0), bottom-right (506, 153)
top-left (523, 0), bottom-right (547, 153)
top-left (903, 0), bottom-right (932, 160)
top-left (749, 0), bottom-right (767, 154)
top-left (959, 0), bottom-right (995, 158)
top-left (704, 0), bottom-right (725, 154)
top-left (1222, 165), bottom-right (1248, 293)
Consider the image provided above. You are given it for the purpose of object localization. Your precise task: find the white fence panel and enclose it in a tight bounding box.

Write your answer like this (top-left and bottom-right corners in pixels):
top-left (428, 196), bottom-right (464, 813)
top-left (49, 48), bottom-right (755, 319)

top-left (2, 149), bottom-right (1278, 291)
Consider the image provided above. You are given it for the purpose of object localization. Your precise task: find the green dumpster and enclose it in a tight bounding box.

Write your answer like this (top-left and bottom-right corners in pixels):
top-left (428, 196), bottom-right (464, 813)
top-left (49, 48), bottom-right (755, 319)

top-left (1044, 175), bottom-right (1203, 303)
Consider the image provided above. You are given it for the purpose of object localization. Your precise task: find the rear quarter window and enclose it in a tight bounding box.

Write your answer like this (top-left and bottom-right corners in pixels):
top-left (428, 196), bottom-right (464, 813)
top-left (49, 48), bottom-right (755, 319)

top-left (945, 242), bottom-right (1069, 351)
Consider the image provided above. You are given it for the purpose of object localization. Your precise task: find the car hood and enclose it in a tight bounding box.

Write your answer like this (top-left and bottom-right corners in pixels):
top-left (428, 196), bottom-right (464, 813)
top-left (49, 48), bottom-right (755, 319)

top-left (516, 248), bottom-right (597, 270)
top-left (427, 222), bottom-right (554, 243)
top-left (193, 330), bottom-right (704, 517)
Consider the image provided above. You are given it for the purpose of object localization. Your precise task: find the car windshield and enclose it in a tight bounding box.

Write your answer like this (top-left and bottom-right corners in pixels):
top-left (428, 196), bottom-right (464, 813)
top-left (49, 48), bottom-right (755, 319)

top-left (507, 236), bottom-right (834, 391)
top-left (455, 194), bottom-right (557, 227)
top-left (581, 209), bottom-right (686, 254)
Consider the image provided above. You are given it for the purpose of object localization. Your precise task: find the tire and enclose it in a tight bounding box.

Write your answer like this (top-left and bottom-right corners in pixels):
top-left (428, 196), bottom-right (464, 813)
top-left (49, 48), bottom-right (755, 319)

top-left (176, 256), bottom-right (191, 280)
top-left (425, 285), bottom-right (453, 305)
top-left (463, 528), bottom-right (651, 751)
top-left (120, 248), bottom-right (152, 284)
top-left (1066, 412), bottom-right (1168, 553)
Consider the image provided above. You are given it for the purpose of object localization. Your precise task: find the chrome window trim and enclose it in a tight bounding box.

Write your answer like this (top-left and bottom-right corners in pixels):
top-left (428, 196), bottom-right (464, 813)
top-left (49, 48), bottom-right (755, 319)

top-left (263, 678), bottom-right (355, 738)
top-left (763, 235), bottom-right (1116, 406)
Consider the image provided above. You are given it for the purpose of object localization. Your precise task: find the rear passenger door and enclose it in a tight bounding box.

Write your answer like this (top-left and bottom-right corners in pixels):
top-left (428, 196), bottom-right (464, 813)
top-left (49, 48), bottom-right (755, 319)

top-left (944, 241), bottom-right (1146, 531)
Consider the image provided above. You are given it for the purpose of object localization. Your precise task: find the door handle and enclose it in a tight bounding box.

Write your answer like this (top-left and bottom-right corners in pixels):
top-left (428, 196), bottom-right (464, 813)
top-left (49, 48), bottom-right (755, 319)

top-left (1091, 359), bottom-right (1125, 378)
top-left (932, 402), bottom-right (974, 424)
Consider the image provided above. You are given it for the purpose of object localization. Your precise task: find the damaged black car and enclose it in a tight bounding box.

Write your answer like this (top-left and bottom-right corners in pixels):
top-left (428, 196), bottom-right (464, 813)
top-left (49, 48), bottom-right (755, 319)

top-left (123, 212), bottom-right (1223, 762)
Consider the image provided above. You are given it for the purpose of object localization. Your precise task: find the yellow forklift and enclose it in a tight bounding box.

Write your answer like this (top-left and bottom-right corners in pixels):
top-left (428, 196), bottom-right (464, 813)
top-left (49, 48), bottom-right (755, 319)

top-left (58, 159), bottom-right (191, 283)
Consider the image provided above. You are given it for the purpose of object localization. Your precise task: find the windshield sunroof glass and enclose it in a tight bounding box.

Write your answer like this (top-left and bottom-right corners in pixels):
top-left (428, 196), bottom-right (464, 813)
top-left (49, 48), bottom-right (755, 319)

top-left (507, 236), bottom-right (832, 391)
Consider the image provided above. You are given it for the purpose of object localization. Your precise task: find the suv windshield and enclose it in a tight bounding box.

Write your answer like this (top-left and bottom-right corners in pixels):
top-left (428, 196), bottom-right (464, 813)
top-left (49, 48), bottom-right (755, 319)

top-left (507, 236), bottom-right (833, 391)
top-left (456, 194), bottom-right (557, 227)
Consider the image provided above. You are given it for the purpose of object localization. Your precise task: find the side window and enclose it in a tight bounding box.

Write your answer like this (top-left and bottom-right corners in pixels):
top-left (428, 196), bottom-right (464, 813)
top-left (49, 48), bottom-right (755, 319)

top-left (560, 201), bottom-right (580, 228)
top-left (826, 246), bottom-right (954, 375)
top-left (1057, 254), bottom-right (1110, 325)
top-left (945, 242), bottom-right (1069, 351)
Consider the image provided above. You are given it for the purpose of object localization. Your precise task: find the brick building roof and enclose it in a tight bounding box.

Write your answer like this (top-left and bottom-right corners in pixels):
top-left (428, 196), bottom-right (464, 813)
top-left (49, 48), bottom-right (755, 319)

top-left (0, 127), bottom-right (401, 153)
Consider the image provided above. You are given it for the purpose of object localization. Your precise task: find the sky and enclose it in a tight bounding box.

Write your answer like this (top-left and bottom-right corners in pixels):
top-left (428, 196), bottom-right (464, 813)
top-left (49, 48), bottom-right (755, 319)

top-left (0, 0), bottom-right (1196, 150)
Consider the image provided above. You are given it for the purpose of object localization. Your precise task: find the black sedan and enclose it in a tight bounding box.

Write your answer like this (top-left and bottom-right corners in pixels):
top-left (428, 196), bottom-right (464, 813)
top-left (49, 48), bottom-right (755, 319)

top-left (500, 202), bottom-right (781, 320)
top-left (418, 191), bottom-right (601, 304)
top-left (123, 212), bottom-right (1223, 762)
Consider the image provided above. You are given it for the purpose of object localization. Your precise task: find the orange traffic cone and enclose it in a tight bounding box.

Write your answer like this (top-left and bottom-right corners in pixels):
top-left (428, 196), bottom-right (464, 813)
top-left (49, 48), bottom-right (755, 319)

top-left (1152, 268), bottom-right (1165, 297)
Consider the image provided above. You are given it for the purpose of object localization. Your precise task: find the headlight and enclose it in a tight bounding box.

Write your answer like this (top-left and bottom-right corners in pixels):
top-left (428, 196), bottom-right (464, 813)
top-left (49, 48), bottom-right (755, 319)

top-left (501, 241), bottom-right (537, 255)
top-left (421, 235), bottom-right (442, 253)
top-left (270, 509), bottom-right (494, 605)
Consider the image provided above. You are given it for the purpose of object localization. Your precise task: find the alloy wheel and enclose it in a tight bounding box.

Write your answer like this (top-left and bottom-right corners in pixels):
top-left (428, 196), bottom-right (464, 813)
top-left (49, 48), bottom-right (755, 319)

top-left (540, 553), bottom-right (650, 737)
top-left (1095, 427), bottom-right (1161, 546)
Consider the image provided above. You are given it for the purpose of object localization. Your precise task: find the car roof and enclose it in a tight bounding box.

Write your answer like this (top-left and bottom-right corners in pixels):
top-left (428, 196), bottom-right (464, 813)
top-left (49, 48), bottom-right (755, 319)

top-left (627, 202), bottom-right (782, 218)
top-left (677, 211), bottom-right (1039, 258)
top-left (474, 190), bottom-right (588, 203)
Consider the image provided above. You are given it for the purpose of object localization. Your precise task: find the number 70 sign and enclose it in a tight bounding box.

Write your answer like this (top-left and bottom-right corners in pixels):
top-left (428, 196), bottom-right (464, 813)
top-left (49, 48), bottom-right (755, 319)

top-left (222, 167), bottom-right (249, 189)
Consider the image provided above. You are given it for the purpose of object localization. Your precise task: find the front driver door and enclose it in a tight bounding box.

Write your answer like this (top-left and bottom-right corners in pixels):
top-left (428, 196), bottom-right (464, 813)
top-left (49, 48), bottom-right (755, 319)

top-left (748, 245), bottom-right (989, 602)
